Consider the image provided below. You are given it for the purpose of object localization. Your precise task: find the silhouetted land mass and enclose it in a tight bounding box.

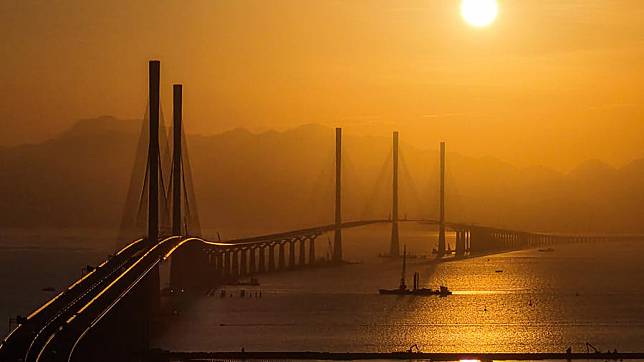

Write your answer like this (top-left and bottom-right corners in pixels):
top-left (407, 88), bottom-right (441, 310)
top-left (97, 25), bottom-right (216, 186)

top-left (1, 116), bottom-right (643, 235)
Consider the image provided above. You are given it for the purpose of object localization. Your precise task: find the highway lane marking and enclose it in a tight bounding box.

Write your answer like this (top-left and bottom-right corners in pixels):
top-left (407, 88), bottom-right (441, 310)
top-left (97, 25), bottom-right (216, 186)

top-left (68, 236), bottom-right (184, 361)
top-left (74, 236), bottom-right (179, 316)
top-left (25, 239), bottom-right (143, 321)
top-left (30, 237), bottom-right (178, 361)
top-left (23, 239), bottom-right (144, 361)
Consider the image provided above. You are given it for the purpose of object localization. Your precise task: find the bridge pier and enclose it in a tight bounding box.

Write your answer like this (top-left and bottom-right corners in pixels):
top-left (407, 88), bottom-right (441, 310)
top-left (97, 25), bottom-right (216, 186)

top-left (289, 240), bottom-right (296, 268)
top-left (215, 250), bottom-right (224, 280)
top-left (249, 247), bottom-right (256, 274)
top-left (259, 246), bottom-right (266, 273)
top-left (309, 237), bottom-right (316, 264)
top-left (207, 253), bottom-right (217, 285)
top-left (213, 251), bottom-right (220, 278)
top-left (268, 244), bottom-right (276, 271)
top-left (217, 251), bottom-right (224, 279)
top-left (278, 243), bottom-right (286, 270)
top-left (240, 249), bottom-right (248, 276)
top-left (299, 238), bottom-right (306, 266)
top-left (225, 250), bottom-right (232, 278)
top-left (455, 230), bottom-right (465, 256)
top-left (232, 250), bottom-right (239, 278)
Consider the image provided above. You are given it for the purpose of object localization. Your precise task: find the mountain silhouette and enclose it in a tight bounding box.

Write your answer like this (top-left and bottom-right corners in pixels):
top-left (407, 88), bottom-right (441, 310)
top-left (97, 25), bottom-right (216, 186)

top-left (1, 117), bottom-right (643, 238)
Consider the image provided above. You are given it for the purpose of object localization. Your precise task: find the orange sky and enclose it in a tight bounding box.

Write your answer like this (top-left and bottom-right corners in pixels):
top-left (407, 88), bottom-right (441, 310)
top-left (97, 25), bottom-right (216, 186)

top-left (1, 0), bottom-right (643, 171)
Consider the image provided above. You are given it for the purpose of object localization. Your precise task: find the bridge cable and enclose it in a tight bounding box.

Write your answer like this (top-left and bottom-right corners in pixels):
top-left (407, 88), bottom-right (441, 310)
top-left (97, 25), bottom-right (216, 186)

top-left (399, 147), bottom-right (428, 219)
top-left (359, 147), bottom-right (392, 220)
top-left (117, 107), bottom-right (150, 248)
top-left (300, 150), bottom-right (335, 227)
top-left (180, 125), bottom-right (202, 236)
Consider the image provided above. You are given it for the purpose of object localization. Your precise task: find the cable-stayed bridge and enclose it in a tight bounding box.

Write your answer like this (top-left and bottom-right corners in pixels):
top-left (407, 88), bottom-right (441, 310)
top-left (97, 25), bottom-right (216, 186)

top-left (1, 61), bottom-right (640, 362)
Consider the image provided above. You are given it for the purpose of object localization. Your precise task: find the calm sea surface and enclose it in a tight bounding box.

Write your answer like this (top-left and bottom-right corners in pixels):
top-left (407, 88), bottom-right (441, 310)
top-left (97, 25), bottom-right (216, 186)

top-left (2, 225), bottom-right (644, 353)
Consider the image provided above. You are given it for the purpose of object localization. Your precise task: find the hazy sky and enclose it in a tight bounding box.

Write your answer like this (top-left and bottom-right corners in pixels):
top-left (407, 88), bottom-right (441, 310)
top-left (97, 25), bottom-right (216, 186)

top-left (1, 0), bottom-right (643, 170)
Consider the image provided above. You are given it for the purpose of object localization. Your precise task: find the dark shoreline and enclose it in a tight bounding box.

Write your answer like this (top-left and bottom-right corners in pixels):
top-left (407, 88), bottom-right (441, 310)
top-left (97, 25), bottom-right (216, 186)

top-left (148, 350), bottom-right (644, 361)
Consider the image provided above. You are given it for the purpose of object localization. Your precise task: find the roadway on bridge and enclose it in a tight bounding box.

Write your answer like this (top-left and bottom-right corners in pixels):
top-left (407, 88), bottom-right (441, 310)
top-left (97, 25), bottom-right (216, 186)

top-left (0, 238), bottom-right (145, 362)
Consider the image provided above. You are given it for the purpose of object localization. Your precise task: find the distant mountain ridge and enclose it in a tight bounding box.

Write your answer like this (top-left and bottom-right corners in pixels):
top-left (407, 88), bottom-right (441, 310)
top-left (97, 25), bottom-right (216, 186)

top-left (1, 117), bottom-right (643, 236)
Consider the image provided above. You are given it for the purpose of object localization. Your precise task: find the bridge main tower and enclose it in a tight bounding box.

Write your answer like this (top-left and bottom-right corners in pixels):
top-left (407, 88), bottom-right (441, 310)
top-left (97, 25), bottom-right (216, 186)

top-left (148, 60), bottom-right (161, 245)
top-left (172, 84), bottom-right (183, 235)
top-left (389, 131), bottom-right (400, 257)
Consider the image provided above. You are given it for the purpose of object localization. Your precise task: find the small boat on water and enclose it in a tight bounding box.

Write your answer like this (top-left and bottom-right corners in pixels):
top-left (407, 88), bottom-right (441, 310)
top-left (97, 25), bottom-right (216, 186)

top-left (538, 247), bottom-right (555, 252)
top-left (378, 246), bottom-right (452, 297)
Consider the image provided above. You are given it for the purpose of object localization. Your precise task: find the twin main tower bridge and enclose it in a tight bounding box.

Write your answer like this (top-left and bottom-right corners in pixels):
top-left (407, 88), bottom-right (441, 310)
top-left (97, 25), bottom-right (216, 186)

top-left (0, 61), bottom-right (635, 362)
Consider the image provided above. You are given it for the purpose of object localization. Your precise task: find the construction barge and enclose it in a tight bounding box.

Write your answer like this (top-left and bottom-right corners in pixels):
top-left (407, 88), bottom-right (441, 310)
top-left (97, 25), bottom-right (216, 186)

top-left (379, 245), bottom-right (452, 296)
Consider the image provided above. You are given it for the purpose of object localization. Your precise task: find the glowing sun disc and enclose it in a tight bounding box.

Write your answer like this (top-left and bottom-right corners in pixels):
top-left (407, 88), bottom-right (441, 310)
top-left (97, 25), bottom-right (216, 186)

top-left (460, 0), bottom-right (498, 27)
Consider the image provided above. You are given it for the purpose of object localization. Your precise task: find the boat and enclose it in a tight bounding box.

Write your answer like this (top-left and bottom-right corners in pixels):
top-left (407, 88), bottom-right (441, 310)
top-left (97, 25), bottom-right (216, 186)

top-left (378, 246), bottom-right (452, 296)
top-left (538, 247), bottom-right (555, 252)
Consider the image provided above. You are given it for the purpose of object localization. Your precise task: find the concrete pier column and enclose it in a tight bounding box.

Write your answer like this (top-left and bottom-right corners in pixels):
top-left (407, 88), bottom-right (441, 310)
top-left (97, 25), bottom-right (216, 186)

top-left (309, 237), bottom-right (316, 265)
top-left (258, 246), bottom-right (266, 273)
top-left (455, 230), bottom-right (465, 256)
top-left (240, 249), bottom-right (248, 276)
top-left (208, 253), bottom-right (216, 283)
top-left (217, 251), bottom-right (224, 278)
top-left (268, 244), bottom-right (276, 271)
top-left (289, 240), bottom-right (296, 268)
top-left (278, 243), bottom-right (286, 270)
top-left (299, 238), bottom-right (306, 266)
top-left (232, 250), bottom-right (239, 278)
top-left (224, 250), bottom-right (231, 278)
top-left (249, 248), bottom-right (256, 274)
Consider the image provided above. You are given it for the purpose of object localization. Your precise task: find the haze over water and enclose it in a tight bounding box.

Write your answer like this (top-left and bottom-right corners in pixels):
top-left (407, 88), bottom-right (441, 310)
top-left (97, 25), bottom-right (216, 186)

top-left (153, 225), bottom-right (644, 353)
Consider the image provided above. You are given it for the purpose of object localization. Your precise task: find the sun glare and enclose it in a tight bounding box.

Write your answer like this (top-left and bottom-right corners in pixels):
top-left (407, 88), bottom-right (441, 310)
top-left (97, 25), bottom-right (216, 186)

top-left (460, 0), bottom-right (498, 28)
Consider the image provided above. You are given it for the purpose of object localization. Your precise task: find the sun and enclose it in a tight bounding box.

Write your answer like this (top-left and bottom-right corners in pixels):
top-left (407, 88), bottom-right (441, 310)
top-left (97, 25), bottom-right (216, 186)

top-left (460, 0), bottom-right (499, 28)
